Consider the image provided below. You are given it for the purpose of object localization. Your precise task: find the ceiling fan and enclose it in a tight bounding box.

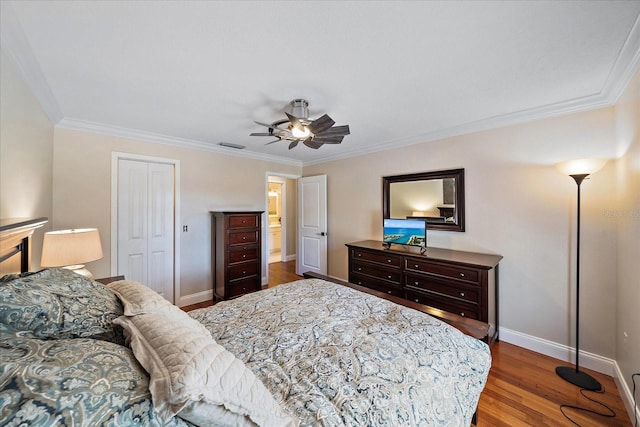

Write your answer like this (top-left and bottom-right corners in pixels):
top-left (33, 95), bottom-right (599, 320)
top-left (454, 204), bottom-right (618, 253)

top-left (250, 99), bottom-right (350, 149)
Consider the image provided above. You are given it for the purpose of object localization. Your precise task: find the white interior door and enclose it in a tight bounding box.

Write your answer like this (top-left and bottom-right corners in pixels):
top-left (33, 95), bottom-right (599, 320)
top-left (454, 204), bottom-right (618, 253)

top-left (118, 159), bottom-right (175, 302)
top-left (297, 175), bottom-right (327, 276)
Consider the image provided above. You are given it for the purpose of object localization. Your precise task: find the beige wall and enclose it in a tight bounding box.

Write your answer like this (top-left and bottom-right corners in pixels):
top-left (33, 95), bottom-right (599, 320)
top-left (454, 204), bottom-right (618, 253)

top-left (614, 70), bottom-right (640, 397)
top-left (0, 50), bottom-right (54, 268)
top-left (304, 106), bottom-right (619, 359)
top-left (52, 128), bottom-right (301, 302)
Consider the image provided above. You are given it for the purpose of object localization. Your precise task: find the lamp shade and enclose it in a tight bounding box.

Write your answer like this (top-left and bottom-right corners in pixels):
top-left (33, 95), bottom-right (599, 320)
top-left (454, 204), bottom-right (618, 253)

top-left (41, 228), bottom-right (103, 267)
top-left (555, 158), bottom-right (607, 176)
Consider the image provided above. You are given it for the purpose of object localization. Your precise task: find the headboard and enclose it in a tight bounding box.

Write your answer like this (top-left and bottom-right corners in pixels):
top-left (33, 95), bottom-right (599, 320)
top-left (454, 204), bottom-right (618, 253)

top-left (0, 217), bottom-right (48, 274)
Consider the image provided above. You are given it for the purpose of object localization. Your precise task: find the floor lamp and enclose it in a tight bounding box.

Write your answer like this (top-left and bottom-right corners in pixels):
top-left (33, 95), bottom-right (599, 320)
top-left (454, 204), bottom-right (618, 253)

top-left (555, 158), bottom-right (607, 391)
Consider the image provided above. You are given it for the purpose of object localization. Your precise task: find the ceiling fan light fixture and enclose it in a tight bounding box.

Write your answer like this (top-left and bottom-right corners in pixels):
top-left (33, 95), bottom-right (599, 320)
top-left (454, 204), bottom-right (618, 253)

top-left (251, 99), bottom-right (349, 150)
top-left (291, 125), bottom-right (311, 139)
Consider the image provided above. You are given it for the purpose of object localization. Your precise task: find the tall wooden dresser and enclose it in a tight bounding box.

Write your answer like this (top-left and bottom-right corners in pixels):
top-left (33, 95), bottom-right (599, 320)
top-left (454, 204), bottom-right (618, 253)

top-left (346, 240), bottom-right (502, 344)
top-left (211, 211), bottom-right (263, 301)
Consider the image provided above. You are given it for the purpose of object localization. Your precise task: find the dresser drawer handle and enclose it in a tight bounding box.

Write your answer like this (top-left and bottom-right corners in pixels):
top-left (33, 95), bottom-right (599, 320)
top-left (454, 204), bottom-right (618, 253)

top-left (242, 287), bottom-right (247, 291)
top-left (414, 281), bottom-right (419, 285)
top-left (414, 264), bottom-right (419, 268)
top-left (357, 281), bottom-right (362, 285)
top-left (242, 254), bottom-right (247, 258)
top-left (460, 292), bottom-right (465, 297)
top-left (387, 275), bottom-right (392, 279)
top-left (387, 290), bottom-right (392, 294)
top-left (459, 272), bottom-right (465, 277)
top-left (387, 259), bottom-right (392, 263)
top-left (357, 253), bottom-right (362, 257)
top-left (242, 236), bottom-right (246, 240)
top-left (460, 312), bottom-right (465, 317)
top-left (357, 267), bottom-right (362, 271)
top-left (242, 271), bottom-right (246, 274)
top-left (414, 298), bottom-right (419, 303)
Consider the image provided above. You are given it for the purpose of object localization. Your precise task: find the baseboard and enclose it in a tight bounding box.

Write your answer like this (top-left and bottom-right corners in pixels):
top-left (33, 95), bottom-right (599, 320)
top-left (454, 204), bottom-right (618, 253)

top-left (499, 327), bottom-right (616, 376)
top-left (613, 361), bottom-right (640, 424)
top-left (178, 289), bottom-right (213, 307)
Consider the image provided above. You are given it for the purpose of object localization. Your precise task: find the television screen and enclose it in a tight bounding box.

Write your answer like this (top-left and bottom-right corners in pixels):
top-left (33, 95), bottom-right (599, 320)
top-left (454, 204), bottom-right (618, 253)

top-left (383, 218), bottom-right (426, 247)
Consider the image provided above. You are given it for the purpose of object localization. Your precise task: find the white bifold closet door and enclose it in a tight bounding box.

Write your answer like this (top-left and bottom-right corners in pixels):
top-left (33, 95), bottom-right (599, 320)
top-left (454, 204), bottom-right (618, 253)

top-left (117, 159), bottom-right (175, 303)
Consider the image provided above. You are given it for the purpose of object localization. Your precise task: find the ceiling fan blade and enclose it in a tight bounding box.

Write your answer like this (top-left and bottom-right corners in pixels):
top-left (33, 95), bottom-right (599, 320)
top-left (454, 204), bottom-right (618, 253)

top-left (250, 132), bottom-right (273, 136)
top-left (264, 139), bottom-right (282, 145)
top-left (285, 113), bottom-right (307, 133)
top-left (288, 140), bottom-right (299, 150)
top-left (311, 135), bottom-right (343, 145)
top-left (254, 121), bottom-right (276, 128)
top-left (303, 139), bottom-right (323, 149)
top-left (308, 114), bottom-right (335, 134)
top-left (316, 125), bottom-right (350, 137)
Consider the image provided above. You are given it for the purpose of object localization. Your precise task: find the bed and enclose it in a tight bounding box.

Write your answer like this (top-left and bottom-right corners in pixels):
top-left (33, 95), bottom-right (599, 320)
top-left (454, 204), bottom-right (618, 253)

top-left (0, 218), bottom-right (491, 426)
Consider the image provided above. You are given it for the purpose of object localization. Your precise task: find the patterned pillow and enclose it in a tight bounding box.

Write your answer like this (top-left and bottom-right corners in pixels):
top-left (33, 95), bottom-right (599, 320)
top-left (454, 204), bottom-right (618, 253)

top-left (0, 268), bottom-right (124, 344)
top-left (0, 335), bottom-right (193, 427)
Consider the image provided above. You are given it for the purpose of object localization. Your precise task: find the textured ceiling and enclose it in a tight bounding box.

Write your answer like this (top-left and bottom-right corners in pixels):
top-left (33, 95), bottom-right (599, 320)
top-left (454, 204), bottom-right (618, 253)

top-left (2, 1), bottom-right (639, 166)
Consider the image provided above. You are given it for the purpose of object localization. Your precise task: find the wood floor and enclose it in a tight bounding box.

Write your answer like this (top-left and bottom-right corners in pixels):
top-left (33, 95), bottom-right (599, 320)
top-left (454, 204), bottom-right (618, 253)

top-left (183, 261), bottom-right (632, 426)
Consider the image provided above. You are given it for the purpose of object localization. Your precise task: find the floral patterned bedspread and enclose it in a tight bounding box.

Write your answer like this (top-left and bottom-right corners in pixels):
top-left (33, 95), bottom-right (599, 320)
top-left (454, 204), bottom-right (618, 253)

top-left (189, 278), bottom-right (491, 427)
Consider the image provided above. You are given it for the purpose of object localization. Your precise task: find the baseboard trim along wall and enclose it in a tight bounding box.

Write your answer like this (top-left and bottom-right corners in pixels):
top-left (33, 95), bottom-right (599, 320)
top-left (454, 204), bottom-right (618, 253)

top-left (500, 327), bottom-right (637, 423)
top-left (179, 289), bottom-right (213, 308)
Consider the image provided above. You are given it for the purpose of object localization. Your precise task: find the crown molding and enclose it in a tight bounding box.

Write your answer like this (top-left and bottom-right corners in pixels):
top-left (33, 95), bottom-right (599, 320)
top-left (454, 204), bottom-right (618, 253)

top-left (57, 118), bottom-right (303, 167)
top-left (0, 1), bottom-right (63, 124)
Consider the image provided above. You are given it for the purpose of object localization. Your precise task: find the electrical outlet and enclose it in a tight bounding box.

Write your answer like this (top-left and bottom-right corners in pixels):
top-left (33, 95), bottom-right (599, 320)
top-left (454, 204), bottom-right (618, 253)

top-left (183, 225), bottom-right (188, 232)
top-left (623, 331), bottom-right (629, 345)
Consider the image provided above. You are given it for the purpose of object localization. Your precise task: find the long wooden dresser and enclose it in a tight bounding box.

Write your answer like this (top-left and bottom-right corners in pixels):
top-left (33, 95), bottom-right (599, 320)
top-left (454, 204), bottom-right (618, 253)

top-left (211, 211), bottom-right (263, 301)
top-left (346, 240), bottom-right (502, 344)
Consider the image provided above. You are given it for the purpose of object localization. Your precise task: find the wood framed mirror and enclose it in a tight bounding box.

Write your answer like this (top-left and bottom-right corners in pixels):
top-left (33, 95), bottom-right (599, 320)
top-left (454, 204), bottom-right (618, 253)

top-left (383, 168), bottom-right (465, 232)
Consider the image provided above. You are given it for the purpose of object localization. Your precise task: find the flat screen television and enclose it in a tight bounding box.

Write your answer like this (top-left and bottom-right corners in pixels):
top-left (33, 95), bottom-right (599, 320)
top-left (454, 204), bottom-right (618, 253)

top-left (383, 218), bottom-right (427, 248)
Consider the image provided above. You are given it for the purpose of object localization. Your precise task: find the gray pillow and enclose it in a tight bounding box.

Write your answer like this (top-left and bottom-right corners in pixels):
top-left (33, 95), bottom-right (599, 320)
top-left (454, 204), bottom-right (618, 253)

top-left (0, 268), bottom-right (124, 344)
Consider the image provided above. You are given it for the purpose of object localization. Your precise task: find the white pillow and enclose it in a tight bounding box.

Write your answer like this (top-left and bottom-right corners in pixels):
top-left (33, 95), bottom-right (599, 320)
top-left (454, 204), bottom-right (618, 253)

top-left (107, 280), bottom-right (174, 316)
top-left (113, 308), bottom-right (297, 427)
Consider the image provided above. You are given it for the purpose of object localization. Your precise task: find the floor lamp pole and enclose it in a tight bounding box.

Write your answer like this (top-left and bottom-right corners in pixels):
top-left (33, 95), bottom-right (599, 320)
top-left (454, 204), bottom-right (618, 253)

top-left (555, 173), bottom-right (601, 391)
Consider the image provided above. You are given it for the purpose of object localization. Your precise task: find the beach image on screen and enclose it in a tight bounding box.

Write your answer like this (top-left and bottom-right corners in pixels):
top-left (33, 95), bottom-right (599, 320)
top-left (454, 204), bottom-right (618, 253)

top-left (383, 219), bottom-right (426, 246)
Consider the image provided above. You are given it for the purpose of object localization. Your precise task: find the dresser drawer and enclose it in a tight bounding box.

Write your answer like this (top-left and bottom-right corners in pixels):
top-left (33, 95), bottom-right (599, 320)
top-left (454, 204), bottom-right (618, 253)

top-left (405, 273), bottom-right (479, 304)
top-left (229, 230), bottom-right (259, 245)
top-left (228, 261), bottom-right (258, 281)
top-left (228, 215), bottom-right (259, 229)
top-left (226, 277), bottom-right (260, 298)
top-left (405, 259), bottom-right (479, 283)
top-left (228, 245), bottom-right (259, 264)
top-left (351, 260), bottom-right (402, 285)
top-left (406, 289), bottom-right (479, 319)
top-left (350, 273), bottom-right (404, 297)
top-left (351, 249), bottom-right (402, 268)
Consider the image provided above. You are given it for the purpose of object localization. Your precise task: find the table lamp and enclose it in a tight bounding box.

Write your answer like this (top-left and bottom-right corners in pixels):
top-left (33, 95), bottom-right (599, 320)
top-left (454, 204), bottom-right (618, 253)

top-left (41, 228), bottom-right (103, 279)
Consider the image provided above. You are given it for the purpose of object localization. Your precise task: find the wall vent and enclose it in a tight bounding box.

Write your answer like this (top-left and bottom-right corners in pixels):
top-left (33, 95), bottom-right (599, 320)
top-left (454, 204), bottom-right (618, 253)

top-left (218, 142), bottom-right (246, 150)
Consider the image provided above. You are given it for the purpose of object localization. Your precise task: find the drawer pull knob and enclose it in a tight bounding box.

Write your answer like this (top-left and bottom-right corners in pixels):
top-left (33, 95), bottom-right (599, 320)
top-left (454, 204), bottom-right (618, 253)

top-left (415, 299), bottom-right (419, 303)
top-left (459, 272), bottom-right (465, 277)
top-left (357, 281), bottom-right (362, 285)
top-left (242, 271), bottom-right (246, 274)
top-left (387, 290), bottom-right (392, 294)
top-left (414, 264), bottom-right (419, 268)
top-left (243, 255), bottom-right (246, 258)
top-left (242, 237), bottom-right (246, 240)
top-left (460, 292), bottom-right (465, 297)
top-left (387, 259), bottom-right (392, 263)
top-left (357, 267), bottom-right (362, 271)
top-left (414, 281), bottom-right (419, 285)
top-left (460, 312), bottom-right (465, 317)
top-left (387, 275), bottom-right (392, 279)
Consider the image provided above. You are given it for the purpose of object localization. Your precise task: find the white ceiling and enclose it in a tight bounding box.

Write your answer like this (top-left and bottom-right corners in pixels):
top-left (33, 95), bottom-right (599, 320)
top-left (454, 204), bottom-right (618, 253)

top-left (2, 1), bottom-right (639, 166)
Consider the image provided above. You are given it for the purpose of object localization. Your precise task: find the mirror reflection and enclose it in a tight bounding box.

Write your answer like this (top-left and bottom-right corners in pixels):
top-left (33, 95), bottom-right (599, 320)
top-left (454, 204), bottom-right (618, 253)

top-left (383, 169), bottom-right (465, 232)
